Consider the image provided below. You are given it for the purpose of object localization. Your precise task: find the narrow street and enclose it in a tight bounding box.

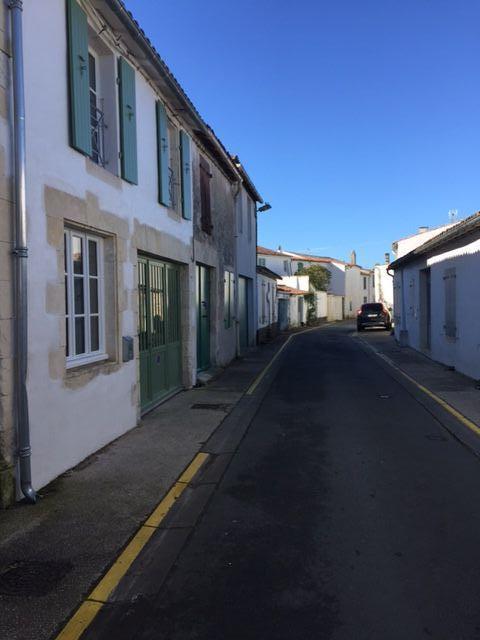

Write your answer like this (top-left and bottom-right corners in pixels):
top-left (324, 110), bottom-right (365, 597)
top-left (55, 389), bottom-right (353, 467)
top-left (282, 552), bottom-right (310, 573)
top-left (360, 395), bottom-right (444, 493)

top-left (79, 323), bottom-right (480, 640)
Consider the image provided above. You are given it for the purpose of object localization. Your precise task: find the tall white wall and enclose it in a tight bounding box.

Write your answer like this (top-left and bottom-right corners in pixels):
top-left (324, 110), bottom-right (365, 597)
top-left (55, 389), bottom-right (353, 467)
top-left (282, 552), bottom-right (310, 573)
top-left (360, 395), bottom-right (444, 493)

top-left (345, 267), bottom-right (374, 317)
top-left (374, 264), bottom-right (394, 310)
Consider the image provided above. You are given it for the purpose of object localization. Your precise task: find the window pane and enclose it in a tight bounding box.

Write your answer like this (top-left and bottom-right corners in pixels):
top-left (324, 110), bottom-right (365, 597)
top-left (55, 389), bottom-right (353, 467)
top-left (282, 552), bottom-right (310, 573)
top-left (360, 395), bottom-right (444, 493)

top-left (74, 277), bottom-right (84, 314)
top-left (64, 233), bottom-right (68, 272)
top-left (88, 240), bottom-right (98, 276)
top-left (66, 318), bottom-right (69, 357)
top-left (72, 236), bottom-right (83, 274)
top-left (65, 275), bottom-right (69, 316)
top-left (89, 53), bottom-right (96, 91)
top-left (75, 317), bottom-right (85, 355)
top-left (90, 316), bottom-right (99, 352)
top-left (89, 278), bottom-right (98, 313)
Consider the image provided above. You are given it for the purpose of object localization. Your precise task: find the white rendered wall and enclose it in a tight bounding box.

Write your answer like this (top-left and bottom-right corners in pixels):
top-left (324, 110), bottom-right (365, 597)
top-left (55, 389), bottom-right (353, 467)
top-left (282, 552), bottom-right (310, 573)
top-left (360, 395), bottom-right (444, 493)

top-left (345, 267), bottom-right (373, 317)
top-left (24, 1), bottom-right (195, 490)
top-left (257, 253), bottom-right (290, 278)
top-left (374, 264), bottom-right (394, 310)
top-left (278, 275), bottom-right (310, 292)
top-left (257, 274), bottom-right (277, 330)
top-left (394, 224), bottom-right (455, 259)
top-left (327, 295), bottom-right (343, 321)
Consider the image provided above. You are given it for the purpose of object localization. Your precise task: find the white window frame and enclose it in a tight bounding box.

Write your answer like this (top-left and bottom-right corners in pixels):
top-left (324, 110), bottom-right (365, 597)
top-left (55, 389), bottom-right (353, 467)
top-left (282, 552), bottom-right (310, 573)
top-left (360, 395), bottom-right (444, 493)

top-left (65, 228), bottom-right (107, 369)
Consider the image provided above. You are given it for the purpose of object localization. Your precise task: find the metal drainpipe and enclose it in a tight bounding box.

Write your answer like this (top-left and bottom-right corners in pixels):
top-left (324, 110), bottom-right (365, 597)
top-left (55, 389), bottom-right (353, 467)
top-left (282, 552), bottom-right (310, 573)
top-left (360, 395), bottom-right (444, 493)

top-left (9, 0), bottom-right (35, 503)
top-left (233, 180), bottom-right (242, 358)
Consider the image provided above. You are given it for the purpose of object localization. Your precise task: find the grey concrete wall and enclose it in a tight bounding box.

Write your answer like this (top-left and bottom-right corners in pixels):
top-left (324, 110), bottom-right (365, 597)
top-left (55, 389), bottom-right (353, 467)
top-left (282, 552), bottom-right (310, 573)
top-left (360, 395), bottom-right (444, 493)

top-left (192, 144), bottom-right (237, 369)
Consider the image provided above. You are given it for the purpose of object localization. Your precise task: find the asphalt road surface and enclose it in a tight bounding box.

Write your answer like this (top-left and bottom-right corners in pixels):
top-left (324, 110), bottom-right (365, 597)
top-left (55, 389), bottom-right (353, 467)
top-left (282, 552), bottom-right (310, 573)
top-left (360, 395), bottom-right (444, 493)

top-left (82, 324), bottom-right (480, 640)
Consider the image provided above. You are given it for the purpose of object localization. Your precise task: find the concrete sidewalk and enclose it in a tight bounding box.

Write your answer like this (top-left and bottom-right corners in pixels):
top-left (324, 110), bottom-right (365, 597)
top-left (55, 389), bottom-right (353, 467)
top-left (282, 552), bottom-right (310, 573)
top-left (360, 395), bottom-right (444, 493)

top-left (0, 335), bottom-right (288, 640)
top-left (356, 328), bottom-right (480, 428)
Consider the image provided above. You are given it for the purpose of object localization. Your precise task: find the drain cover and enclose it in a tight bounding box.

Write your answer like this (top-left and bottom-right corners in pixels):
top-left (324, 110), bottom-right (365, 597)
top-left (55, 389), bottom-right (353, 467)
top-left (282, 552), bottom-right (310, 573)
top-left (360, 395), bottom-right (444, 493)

top-left (191, 403), bottom-right (231, 412)
top-left (0, 560), bottom-right (73, 596)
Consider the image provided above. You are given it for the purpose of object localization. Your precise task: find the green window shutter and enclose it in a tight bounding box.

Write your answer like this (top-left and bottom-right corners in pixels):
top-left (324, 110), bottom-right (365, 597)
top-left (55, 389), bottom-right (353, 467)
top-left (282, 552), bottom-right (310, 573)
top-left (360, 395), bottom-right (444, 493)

top-left (180, 130), bottom-right (192, 220)
top-left (118, 57), bottom-right (138, 184)
top-left (66, 0), bottom-right (91, 156)
top-left (156, 102), bottom-right (170, 206)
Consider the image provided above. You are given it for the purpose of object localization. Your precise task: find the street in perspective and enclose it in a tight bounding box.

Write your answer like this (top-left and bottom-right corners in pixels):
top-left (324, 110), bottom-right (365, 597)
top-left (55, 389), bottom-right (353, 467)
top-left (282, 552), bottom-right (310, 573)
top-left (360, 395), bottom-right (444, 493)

top-left (1, 1), bottom-right (480, 639)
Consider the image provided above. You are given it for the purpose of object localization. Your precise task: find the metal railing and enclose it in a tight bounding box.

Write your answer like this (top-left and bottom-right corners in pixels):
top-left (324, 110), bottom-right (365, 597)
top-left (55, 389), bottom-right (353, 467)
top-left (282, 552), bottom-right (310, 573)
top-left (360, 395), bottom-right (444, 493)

top-left (91, 102), bottom-right (106, 168)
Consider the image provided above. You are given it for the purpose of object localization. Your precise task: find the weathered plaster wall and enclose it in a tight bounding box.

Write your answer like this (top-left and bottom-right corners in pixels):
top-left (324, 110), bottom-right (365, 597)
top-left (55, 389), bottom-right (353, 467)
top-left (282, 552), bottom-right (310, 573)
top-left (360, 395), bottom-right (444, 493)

top-left (0, 0), bottom-right (14, 506)
top-left (236, 187), bottom-right (257, 348)
top-left (192, 144), bottom-right (236, 368)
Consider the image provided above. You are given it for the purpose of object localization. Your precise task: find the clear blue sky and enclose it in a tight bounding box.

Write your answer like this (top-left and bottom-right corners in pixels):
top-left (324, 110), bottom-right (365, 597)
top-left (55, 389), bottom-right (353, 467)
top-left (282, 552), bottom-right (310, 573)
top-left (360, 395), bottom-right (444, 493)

top-left (124, 0), bottom-right (480, 267)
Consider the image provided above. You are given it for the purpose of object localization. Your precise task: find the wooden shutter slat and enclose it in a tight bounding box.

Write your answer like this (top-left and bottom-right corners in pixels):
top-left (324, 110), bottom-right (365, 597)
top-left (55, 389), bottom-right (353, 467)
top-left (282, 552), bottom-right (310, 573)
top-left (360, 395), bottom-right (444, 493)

top-left (118, 57), bottom-right (138, 184)
top-left (66, 0), bottom-right (91, 156)
top-left (180, 130), bottom-right (192, 220)
top-left (156, 102), bottom-right (170, 206)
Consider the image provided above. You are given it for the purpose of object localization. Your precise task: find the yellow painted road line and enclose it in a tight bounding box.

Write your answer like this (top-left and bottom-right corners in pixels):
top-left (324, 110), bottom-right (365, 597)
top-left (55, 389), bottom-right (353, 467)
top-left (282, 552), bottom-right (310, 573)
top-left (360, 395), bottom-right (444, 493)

top-left (246, 323), bottom-right (334, 396)
top-left (144, 482), bottom-right (186, 528)
top-left (54, 452), bottom-right (209, 640)
top-left (55, 601), bottom-right (103, 640)
top-left (359, 338), bottom-right (480, 437)
top-left (177, 451), bottom-right (209, 484)
top-left (88, 524), bottom-right (156, 603)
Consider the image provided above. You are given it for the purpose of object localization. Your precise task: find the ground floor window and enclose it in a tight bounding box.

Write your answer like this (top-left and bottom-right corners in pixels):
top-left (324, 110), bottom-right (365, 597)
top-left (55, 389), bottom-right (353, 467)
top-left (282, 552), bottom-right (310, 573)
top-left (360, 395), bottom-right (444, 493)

top-left (64, 228), bottom-right (106, 367)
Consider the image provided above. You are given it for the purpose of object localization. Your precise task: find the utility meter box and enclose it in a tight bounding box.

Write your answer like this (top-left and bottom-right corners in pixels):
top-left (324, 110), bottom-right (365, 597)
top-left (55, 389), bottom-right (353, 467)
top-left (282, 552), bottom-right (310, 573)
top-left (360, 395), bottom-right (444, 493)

top-left (122, 336), bottom-right (134, 362)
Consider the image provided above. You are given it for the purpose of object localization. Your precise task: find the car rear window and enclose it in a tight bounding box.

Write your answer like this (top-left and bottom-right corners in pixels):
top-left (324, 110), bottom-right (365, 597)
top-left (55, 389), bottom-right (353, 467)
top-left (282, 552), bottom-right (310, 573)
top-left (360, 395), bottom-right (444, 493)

top-left (362, 303), bottom-right (383, 313)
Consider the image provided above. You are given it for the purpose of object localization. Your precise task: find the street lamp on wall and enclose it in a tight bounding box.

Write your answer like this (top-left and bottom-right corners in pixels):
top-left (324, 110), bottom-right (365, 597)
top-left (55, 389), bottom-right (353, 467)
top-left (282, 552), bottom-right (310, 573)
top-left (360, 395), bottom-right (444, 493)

top-left (257, 203), bottom-right (271, 213)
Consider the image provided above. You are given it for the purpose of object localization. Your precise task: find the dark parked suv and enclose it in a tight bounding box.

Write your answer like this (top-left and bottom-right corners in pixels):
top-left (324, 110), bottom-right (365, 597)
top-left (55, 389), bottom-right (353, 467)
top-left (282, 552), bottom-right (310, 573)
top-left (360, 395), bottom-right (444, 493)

top-left (357, 303), bottom-right (392, 331)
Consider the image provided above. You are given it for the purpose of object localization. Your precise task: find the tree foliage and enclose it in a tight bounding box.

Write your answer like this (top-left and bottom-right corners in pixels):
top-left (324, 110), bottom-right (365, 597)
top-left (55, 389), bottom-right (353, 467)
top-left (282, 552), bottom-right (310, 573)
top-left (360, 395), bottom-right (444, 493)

top-left (295, 264), bottom-right (331, 291)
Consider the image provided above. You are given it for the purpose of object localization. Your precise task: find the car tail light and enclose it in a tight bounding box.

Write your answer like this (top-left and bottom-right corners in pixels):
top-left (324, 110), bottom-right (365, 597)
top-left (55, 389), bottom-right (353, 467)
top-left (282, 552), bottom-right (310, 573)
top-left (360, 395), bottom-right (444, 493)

top-left (356, 309), bottom-right (362, 315)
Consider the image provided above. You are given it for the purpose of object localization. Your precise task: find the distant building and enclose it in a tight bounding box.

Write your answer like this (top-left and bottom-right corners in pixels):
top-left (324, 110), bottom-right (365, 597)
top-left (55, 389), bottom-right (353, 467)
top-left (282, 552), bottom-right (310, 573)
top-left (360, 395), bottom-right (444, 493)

top-left (256, 266), bottom-right (280, 342)
top-left (374, 253), bottom-right (394, 311)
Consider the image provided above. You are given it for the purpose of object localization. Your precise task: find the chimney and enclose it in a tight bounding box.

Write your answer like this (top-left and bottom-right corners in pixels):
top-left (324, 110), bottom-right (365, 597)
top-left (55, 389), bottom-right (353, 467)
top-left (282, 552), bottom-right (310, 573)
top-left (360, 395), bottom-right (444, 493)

top-left (350, 250), bottom-right (357, 265)
top-left (418, 226), bottom-right (429, 234)
top-left (384, 252), bottom-right (390, 264)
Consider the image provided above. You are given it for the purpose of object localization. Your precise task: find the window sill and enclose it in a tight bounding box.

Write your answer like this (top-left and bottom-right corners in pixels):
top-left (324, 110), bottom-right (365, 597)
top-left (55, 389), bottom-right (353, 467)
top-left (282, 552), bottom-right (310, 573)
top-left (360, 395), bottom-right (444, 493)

top-left (66, 353), bottom-right (110, 372)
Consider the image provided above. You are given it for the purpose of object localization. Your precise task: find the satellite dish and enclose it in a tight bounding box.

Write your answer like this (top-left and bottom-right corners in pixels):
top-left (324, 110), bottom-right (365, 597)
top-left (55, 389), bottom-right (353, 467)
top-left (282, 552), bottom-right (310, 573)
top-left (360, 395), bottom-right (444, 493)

top-left (448, 209), bottom-right (458, 222)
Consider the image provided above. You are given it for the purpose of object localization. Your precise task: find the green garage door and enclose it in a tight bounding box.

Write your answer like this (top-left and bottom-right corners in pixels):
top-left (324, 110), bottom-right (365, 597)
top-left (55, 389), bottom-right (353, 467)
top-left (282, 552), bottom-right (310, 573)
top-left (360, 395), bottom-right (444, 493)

top-left (138, 256), bottom-right (182, 412)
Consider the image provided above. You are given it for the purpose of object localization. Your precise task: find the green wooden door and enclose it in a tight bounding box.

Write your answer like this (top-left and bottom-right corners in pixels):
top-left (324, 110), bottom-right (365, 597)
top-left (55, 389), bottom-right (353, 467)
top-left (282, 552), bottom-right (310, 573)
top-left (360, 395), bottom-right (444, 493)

top-left (196, 265), bottom-right (211, 371)
top-left (238, 276), bottom-right (249, 352)
top-left (138, 256), bottom-right (182, 412)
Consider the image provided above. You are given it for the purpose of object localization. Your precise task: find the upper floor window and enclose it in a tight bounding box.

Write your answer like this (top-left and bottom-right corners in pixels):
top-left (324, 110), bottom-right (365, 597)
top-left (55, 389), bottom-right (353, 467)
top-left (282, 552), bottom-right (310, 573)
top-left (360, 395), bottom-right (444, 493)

top-left (200, 156), bottom-right (212, 233)
top-left (64, 228), bottom-right (106, 368)
top-left (363, 276), bottom-right (367, 290)
top-left (67, 0), bottom-right (136, 182)
top-left (297, 262), bottom-right (304, 271)
top-left (258, 258), bottom-right (266, 267)
top-left (168, 121), bottom-right (181, 213)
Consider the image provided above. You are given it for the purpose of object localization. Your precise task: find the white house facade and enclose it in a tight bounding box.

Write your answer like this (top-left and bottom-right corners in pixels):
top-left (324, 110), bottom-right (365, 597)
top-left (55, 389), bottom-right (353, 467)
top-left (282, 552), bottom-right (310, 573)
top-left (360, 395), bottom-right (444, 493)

top-left (256, 265), bottom-right (279, 342)
top-left (1, 0), bottom-right (263, 504)
top-left (374, 256), bottom-right (394, 311)
top-left (390, 213), bottom-right (480, 380)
